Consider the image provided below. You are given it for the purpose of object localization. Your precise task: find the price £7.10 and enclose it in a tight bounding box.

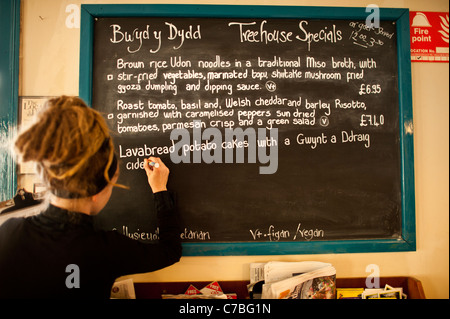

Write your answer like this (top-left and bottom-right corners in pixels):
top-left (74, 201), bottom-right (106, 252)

top-left (359, 83), bottom-right (381, 95)
top-left (360, 114), bottom-right (385, 127)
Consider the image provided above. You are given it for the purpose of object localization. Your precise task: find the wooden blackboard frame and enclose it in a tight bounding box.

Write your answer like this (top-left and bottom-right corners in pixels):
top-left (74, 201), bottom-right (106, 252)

top-left (79, 4), bottom-right (415, 256)
top-left (0, 0), bottom-right (20, 202)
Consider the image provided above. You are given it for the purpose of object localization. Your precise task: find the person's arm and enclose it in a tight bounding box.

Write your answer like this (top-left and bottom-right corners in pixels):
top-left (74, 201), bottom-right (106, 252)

top-left (107, 157), bottom-right (181, 276)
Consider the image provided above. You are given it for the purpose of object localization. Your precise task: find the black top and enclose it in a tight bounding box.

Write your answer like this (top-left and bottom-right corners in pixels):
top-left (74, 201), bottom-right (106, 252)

top-left (0, 191), bottom-right (181, 299)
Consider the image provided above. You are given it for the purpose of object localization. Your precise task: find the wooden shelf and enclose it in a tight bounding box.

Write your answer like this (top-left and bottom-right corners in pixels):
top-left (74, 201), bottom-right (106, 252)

top-left (134, 276), bottom-right (425, 299)
top-left (336, 276), bottom-right (426, 299)
top-left (134, 280), bottom-right (251, 299)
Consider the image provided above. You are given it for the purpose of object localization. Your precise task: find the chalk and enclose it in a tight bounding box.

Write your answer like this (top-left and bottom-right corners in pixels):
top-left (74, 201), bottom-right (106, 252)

top-left (148, 161), bottom-right (160, 168)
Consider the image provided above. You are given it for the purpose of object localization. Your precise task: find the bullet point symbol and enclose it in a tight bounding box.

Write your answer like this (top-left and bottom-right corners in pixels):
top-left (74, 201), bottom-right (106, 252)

top-left (107, 74), bottom-right (113, 80)
top-left (107, 113), bottom-right (114, 119)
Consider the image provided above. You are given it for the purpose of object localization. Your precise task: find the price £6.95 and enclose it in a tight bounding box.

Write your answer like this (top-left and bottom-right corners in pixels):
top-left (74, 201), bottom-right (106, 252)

top-left (359, 83), bottom-right (381, 95)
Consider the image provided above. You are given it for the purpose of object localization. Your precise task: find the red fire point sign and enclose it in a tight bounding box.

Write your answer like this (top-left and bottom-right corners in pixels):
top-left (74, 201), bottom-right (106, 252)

top-left (410, 11), bottom-right (449, 62)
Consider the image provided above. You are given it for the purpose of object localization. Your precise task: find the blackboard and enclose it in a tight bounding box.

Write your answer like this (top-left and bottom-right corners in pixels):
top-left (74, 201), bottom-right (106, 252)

top-left (79, 5), bottom-right (415, 255)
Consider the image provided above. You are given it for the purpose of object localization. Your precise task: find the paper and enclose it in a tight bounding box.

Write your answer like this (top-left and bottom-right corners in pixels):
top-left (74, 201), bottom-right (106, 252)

top-left (110, 279), bottom-right (136, 299)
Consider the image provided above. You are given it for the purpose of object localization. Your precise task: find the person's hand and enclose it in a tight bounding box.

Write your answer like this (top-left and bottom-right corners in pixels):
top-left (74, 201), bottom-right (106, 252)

top-left (144, 157), bottom-right (169, 193)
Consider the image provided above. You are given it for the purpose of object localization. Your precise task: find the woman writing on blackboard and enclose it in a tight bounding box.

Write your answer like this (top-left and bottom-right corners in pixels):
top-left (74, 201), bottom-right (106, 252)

top-left (0, 96), bottom-right (181, 298)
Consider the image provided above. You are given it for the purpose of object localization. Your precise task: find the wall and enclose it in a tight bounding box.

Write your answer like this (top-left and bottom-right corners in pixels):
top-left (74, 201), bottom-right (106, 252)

top-left (17, 0), bottom-right (449, 298)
